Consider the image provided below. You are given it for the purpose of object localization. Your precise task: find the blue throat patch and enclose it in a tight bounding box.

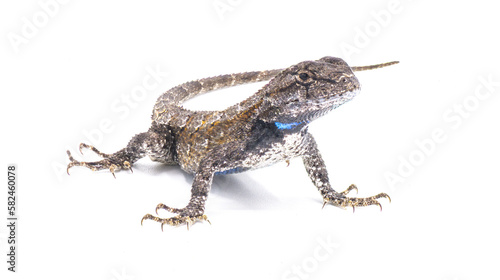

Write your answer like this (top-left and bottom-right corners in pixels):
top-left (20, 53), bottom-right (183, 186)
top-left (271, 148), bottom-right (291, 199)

top-left (274, 121), bottom-right (308, 130)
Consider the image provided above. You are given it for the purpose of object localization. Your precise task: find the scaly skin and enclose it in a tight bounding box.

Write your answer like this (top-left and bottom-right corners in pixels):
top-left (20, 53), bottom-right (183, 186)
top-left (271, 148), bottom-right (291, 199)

top-left (67, 57), bottom-right (397, 230)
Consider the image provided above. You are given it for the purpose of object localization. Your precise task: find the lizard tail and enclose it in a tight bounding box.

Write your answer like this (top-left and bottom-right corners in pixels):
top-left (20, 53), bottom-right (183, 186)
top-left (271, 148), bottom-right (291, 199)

top-left (351, 61), bottom-right (399, 72)
top-left (157, 69), bottom-right (283, 106)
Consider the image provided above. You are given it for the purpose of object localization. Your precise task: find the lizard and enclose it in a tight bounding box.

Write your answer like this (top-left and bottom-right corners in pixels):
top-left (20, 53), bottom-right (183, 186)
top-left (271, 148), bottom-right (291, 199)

top-left (66, 56), bottom-right (398, 230)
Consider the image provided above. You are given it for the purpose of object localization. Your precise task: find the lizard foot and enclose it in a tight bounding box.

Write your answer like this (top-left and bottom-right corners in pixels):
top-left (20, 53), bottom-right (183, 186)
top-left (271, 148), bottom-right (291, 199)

top-left (323, 186), bottom-right (390, 212)
top-left (141, 213), bottom-right (210, 231)
top-left (66, 143), bottom-right (133, 178)
top-left (142, 203), bottom-right (211, 230)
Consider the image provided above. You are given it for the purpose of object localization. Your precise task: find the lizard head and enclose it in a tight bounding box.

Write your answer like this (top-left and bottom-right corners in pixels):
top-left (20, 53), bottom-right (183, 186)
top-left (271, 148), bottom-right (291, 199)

top-left (260, 56), bottom-right (397, 125)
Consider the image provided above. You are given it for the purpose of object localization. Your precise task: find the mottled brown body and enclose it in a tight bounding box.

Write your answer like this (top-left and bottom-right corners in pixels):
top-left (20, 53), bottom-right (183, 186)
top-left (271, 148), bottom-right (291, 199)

top-left (175, 99), bottom-right (264, 173)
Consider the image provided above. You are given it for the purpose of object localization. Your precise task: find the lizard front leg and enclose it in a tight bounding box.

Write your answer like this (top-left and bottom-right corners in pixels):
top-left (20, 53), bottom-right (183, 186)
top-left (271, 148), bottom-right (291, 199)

top-left (67, 125), bottom-right (174, 178)
top-left (302, 133), bottom-right (390, 211)
top-left (141, 169), bottom-right (213, 230)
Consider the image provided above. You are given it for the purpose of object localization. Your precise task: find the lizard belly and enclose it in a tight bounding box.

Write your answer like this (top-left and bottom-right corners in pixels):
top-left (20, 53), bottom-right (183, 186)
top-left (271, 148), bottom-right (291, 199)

top-left (241, 129), bottom-right (308, 170)
top-left (176, 116), bottom-right (309, 175)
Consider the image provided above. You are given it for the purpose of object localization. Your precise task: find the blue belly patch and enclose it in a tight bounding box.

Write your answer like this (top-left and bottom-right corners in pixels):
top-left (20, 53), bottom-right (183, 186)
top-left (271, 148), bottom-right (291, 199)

top-left (274, 121), bottom-right (308, 130)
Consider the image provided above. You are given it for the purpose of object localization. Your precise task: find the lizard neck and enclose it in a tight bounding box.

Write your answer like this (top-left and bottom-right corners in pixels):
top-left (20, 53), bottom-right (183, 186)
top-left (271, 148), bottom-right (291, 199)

top-left (220, 86), bottom-right (273, 122)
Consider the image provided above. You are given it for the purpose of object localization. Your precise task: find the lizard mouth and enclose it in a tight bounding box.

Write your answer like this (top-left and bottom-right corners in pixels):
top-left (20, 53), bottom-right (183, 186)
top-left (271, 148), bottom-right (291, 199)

top-left (294, 88), bottom-right (361, 122)
top-left (309, 87), bottom-right (360, 108)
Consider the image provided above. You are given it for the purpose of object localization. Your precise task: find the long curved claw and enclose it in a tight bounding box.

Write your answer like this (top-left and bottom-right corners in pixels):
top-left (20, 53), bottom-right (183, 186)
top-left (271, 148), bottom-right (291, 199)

top-left (109, 164), bottom-right (118, 179)
top-left (341, 184), bottom-right (358, 196)
top-left (322, 201), bottom-right (328, 209)
top-left (155, 203), bottom-right (166, 215)
top-left (376, 193), bottom-right (391, 203)
top-left (141, 214), bottom-right (155, 226)
top-left (123, 161), bottom-right (133, 173)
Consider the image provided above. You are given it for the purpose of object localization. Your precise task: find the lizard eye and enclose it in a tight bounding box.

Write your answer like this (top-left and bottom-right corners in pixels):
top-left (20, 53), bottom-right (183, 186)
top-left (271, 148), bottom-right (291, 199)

top-left (299, 73), bottom-right (309, 80)
top-left (297, 72), bottom-right (313, 84)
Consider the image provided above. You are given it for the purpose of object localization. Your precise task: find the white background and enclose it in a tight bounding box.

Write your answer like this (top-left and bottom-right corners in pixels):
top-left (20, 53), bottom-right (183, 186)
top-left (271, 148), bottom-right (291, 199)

top-left (1, 1), bottom-right (499, 279)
